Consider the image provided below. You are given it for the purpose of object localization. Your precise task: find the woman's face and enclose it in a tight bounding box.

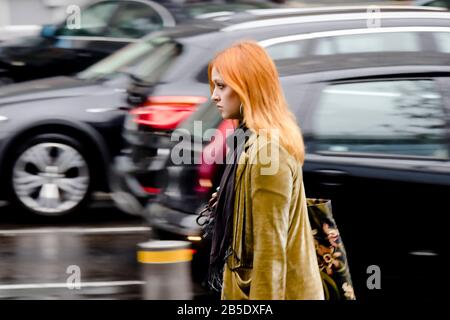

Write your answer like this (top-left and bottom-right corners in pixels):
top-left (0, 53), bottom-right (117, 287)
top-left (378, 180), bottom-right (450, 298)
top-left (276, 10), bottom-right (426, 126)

top-left (211, 67), bottom-right (242, 120)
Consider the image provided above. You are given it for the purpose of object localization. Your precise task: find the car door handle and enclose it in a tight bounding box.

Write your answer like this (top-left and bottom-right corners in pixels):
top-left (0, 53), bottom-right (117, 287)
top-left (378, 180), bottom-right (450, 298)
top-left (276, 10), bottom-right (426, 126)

top-left (311, 169), bottom-right (348, 187)
top-left (76, 52), bottom-right (93, 58)
top-left (408, 250), bottom-right (439, 257)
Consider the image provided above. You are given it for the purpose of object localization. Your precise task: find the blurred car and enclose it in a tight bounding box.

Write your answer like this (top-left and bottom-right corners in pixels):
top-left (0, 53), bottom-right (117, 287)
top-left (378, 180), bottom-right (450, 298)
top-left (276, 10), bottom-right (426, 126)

top-left (416, 0), bottom-right (450, 9)
top-left (0, 32), bottom-right (185, 217)
top-left (0, 25), bottom-right (42, 43)
top-left (146, 53), bottom-right (449, 300)
top-left (111, 6), bottom-right (450, 216)
top-left (0, 0), bottom-right (277, 85)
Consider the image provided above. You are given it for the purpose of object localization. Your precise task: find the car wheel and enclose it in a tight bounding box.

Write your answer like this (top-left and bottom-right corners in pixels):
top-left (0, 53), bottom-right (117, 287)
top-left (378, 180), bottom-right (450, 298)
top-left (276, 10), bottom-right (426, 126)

top-left (8, 134), bottom-right (92, 217)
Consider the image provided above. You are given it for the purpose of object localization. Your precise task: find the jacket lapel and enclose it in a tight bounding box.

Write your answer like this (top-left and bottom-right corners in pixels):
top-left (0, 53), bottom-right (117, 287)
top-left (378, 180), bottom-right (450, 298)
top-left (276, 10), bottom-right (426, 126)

top-left (235, 133), bottom-right (257, 188)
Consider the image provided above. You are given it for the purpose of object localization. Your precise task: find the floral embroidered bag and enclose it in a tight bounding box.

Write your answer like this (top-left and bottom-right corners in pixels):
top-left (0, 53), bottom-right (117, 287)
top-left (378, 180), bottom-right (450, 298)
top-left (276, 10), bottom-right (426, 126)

top-left (307, 198), bottom-right (356, 300)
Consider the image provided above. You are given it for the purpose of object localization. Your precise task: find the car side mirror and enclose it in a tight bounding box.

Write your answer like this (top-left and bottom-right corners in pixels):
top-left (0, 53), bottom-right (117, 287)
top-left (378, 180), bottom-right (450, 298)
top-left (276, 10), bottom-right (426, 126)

top-left (40, 24), bottom-right (57, 38)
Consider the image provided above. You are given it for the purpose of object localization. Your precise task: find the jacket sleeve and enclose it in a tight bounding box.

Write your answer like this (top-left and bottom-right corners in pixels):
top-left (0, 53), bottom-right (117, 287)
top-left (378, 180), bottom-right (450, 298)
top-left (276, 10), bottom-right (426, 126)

top-left (249, 144), bottom-right (292, 300)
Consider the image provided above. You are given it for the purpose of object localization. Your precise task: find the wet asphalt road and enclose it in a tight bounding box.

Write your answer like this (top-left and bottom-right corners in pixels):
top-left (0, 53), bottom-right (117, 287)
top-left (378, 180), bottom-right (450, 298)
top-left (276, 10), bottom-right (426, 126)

top-left (0, 199), bottom-right (209, 300)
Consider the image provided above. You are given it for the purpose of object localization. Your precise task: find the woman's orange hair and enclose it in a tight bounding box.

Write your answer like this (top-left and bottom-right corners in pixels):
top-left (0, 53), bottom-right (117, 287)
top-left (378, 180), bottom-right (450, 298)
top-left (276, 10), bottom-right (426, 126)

top-left (208, 40), bottom-right (305, 164)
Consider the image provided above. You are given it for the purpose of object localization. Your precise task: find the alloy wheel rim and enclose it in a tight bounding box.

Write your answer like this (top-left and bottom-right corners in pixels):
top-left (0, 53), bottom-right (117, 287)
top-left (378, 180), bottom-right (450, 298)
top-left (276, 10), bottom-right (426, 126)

top-left (12, 142), bottom-right (90, 215)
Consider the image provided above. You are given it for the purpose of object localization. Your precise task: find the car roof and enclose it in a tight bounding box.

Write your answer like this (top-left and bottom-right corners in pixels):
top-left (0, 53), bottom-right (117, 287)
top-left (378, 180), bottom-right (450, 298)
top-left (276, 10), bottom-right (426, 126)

top-left (220, 10), bottom-right (450, 32)
top-left (213, 4), bottom-right (446, 24)
top-left (276, 52), bottom-right (450, 81)
top-left (142, 7), bottom-right (450, 41)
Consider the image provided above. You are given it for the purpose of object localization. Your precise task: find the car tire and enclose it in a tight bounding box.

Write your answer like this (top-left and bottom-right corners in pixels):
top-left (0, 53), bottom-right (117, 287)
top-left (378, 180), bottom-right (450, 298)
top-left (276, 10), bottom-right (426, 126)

top-left (7, 133), bottom-right (93, 218)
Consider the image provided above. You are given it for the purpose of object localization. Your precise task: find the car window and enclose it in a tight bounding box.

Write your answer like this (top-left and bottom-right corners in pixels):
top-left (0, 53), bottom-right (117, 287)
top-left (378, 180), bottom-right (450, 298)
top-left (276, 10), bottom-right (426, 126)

top-left (56, 1), bottom-right (119, 37)
top-left (421, 0), bottom-right (450, 9)
top-left (312, 79), bottom-right (449, 159)
top-left (77, 36), bottom-right (170, 80)
top-left (314, 32), bottom-right (421, 55)
top-left (130, 39), bottom-right (182, 83)
top-left (432, 32), bottom-right (450, 53)
top-left (108, 1), bottom-right (164, 38)
top-left (266, 41), bottom-right (309, 60)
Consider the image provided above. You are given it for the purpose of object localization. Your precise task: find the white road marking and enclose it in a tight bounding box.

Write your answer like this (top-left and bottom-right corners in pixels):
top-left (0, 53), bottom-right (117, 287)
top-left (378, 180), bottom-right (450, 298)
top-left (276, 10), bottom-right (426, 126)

top-left (0, 281), bottom-right (145, 290)
top-left (0, 226), bottom-right (151, 236)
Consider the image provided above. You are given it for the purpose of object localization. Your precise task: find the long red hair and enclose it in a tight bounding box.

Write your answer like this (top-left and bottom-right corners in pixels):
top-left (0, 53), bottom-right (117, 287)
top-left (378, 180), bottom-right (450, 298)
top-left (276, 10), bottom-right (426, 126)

top-left (208, 40), bottom-right (305, 164)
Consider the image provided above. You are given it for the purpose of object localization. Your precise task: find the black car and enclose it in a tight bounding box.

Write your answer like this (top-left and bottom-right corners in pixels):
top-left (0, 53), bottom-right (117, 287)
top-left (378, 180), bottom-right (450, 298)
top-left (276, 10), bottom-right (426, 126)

top-left (112, 6), bottom-right (450, 215)
top-left (0, 0), bottom-right (276, 85)
top-left (143, 53), bottom-right (449, 300)
top-left (0, 31), bottom-right (185, 217)
top-left (417, 0), bottom-right (450, 9)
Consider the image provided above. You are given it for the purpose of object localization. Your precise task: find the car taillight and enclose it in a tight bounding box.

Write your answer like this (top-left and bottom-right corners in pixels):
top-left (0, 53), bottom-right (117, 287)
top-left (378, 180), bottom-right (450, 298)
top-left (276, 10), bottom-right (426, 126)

top-left (194, 120), bottom-right (236, 195)
top-left (143, 187), bottom-right (161, 195)
top-left (130, 96), bottom-right (208, 130)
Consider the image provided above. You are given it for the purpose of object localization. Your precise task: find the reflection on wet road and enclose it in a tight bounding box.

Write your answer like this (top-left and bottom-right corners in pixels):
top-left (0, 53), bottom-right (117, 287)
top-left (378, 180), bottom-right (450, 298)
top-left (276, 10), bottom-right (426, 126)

top-left (0, 203), bottom-right (149, 299)
top-left (0, 200), bottom-right (211, 300)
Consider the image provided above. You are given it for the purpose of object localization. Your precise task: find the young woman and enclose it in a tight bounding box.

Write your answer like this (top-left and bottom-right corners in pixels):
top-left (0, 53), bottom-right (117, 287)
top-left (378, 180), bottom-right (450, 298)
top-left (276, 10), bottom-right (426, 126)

top-left (205, 40), bottom-right (324, 300)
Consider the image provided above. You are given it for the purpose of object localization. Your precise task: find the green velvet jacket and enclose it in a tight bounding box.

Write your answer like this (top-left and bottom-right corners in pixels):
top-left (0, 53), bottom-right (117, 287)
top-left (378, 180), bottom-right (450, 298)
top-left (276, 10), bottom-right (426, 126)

top-left (221, 132), bottom-right (324, 300)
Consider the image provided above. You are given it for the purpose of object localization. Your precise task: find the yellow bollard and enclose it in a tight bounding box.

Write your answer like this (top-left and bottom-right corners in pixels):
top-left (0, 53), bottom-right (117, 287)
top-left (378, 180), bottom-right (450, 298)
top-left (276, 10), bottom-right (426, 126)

top-left (137, 240), bottom-right (193, 300)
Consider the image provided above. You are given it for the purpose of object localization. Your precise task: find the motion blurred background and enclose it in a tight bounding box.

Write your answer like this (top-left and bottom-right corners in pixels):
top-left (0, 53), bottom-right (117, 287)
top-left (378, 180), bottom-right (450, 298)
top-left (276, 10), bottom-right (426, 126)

top-left (0, 0), bottom-right (447, 301)
top-left (0, 1), bottom-right (418, 42)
